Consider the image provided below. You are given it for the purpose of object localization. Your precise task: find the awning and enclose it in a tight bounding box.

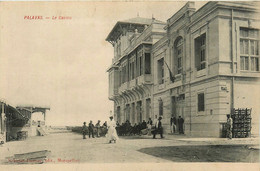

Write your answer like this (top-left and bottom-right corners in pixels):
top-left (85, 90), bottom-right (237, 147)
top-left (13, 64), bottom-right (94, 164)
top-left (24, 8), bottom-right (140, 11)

top-left (6, 105), bottom-right (29, 121)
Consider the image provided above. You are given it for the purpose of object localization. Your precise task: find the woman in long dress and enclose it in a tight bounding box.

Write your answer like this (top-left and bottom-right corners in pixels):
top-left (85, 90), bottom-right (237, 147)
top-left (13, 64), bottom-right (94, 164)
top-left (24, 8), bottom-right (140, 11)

top-left (106, 116), bottom-right (119, 143)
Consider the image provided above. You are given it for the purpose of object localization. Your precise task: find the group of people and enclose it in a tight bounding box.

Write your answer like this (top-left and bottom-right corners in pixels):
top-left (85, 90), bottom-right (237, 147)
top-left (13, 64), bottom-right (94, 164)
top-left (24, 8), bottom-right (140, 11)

top-left (170, 115), bottom-right (185, 134)
top-left (82, 115), bottom-right (119, 143)
top-left (115, 120), bottom-right (148, 136)
top-left (113, 115), bottom-right (186, 139)
top-left (82, 120), bottom-right (108, 139)
top-left (82, 114), bottom-right (186, 141)
top-left (82, 113), bottom-right (234, 143)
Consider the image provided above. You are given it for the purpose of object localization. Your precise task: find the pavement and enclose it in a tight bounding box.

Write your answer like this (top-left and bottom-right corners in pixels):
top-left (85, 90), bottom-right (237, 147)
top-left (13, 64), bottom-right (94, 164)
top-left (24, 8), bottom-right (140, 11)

top-left (0, 130), bottom-right (259, 164)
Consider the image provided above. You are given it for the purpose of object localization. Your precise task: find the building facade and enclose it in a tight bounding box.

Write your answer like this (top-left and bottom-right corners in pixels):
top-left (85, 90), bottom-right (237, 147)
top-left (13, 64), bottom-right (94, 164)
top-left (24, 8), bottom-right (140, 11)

top-left (106, 17), bottom-right (166, 125)
top-left (107, 1), bottom-right (260, 137)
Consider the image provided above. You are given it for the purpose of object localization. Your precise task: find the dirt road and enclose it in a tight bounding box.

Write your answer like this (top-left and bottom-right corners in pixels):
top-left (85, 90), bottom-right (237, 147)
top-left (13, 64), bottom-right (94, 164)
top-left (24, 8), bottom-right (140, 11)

top-left (0, 132), bottom-right (259, 164)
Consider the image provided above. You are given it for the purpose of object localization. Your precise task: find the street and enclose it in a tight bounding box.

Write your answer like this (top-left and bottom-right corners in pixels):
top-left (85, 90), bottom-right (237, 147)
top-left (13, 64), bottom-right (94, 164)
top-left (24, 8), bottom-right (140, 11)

top-left (0, 131), bottom-right (259, 164)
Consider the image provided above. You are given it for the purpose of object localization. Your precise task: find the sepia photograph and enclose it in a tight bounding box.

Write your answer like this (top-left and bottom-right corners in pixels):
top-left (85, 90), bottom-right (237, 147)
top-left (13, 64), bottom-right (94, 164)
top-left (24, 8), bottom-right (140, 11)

top-left (0, 0), bottom-right (259, 170)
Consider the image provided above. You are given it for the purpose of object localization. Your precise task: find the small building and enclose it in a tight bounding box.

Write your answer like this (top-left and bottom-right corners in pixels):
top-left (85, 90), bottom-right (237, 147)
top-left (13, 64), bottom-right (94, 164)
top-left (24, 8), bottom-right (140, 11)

top-left (0, 100), bottom-right (50, 143)
top-left (0, 100), bottom-right (29, 143)
top-left (16, 106), bottom-right (50, 137)
top-left (106, 1), bottom-right (260, 137)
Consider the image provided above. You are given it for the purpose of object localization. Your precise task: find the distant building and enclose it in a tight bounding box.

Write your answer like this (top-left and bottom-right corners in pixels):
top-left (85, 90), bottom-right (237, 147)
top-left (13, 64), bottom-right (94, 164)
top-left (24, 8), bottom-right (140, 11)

top-left (107, 1), bottom-right (260, 137)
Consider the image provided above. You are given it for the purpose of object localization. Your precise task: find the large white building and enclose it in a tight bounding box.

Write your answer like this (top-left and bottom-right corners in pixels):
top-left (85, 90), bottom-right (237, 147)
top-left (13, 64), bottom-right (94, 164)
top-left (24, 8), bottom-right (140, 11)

top-left (106, 1), bottom-right (260, 137)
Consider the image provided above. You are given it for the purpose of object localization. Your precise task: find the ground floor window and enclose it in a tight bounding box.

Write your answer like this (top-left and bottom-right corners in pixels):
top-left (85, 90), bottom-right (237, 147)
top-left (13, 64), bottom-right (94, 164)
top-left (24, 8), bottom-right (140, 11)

top-left (198, 93), bottom-right (205, 112)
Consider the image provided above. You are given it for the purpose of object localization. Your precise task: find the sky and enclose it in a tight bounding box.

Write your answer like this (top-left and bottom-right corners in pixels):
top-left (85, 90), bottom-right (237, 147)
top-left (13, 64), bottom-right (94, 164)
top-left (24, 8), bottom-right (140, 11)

top-left (0, 1), bottom-right (207, 126)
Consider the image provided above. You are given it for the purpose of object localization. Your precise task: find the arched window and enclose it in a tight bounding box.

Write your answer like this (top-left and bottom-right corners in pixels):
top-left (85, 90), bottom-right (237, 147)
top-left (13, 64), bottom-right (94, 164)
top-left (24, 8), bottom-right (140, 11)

top-left (174, 37), bottom-right (183, 74)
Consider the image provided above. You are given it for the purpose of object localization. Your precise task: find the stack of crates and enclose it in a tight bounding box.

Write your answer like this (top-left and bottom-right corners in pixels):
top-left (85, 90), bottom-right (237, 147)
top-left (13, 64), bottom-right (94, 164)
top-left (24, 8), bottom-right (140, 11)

top-left (231, 108), bottom-right (252, 138)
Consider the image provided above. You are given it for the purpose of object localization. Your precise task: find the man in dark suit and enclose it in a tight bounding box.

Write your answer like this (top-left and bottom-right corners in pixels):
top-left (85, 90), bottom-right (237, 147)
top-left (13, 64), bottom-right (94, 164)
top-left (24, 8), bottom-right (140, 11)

top-left (178, 116), bottom-right (184, 134)
top-left (153, 116), bottom-right (164, 139)
top-left (88, 120), bottom-right (95, 138)
top-left (82, 122), bottom-right (87, 139)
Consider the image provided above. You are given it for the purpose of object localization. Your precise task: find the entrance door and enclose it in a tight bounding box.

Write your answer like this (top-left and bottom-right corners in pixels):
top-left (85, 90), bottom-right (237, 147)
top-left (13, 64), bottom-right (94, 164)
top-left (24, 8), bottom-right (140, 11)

top-left (171, 96), bottom-right (177, 118)
top-left (172, 95), bottom-right (185, 133)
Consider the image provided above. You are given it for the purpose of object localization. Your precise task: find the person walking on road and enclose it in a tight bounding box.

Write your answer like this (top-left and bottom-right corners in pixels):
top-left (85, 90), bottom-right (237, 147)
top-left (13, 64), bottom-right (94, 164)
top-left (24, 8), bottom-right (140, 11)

top-left (106, 115), bottom-right (119, 143)
top-left (178, 116), bottom-right (184, 134)
top-left (153, 116), bottom-right (164, 139)
top-left (82, 122), bottom-right (87, 139)
top-left (88, 120), bottom-right (95, 138)
top-left (226, 114), bottom-right (233, 139)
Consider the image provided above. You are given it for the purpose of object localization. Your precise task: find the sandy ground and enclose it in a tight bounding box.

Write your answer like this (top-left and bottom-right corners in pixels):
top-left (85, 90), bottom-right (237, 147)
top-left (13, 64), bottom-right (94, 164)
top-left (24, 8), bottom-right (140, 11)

top-left (0, 131), bottom-right (259, 164)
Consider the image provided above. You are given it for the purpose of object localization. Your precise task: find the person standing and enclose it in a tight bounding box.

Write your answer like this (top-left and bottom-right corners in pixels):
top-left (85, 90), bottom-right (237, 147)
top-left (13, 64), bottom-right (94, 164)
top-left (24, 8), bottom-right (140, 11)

top-left (147, 118), bottom-right (153, 136)
top-left (153, 115), bottom-right (158, 128)
top-left (88, 120), bottom-right (95, 138)
top-left (106, 115), bottom-right (119, 143)
top-left (178, 116), bottom-right (184, 134)
top-left (153, 116), bottom-right (164, 139)
top-left (226, 114), bottom-right (233, 139)
top-left (141, 120), bottom-right (147, 130)
top-left (172, 116), bottom-right (176, 133)
top-left (170, 116), bottom-right (174, 133)
top-left (103, 121), bottom-right (107, 128)
top-left (95, 120), bottom-right (101, 137)
top-left (82, 122), bottom-right (87, 139)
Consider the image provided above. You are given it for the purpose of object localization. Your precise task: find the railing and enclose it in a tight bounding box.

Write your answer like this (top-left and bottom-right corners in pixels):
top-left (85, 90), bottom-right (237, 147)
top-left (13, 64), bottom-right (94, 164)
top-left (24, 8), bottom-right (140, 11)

top-left (129, 79), bottom-right (136, 89)
top-left (118, 74), bottom-right (152, 93)
top-left (118, 82), bottom-right (128, 93)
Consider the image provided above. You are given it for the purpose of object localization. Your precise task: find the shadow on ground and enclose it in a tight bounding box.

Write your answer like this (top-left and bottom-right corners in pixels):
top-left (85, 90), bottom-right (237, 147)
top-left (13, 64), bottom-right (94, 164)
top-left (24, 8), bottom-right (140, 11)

top-left (138, 145), bottom-right (259, 162)
top-left (119, 136), bottom-right (156, 140)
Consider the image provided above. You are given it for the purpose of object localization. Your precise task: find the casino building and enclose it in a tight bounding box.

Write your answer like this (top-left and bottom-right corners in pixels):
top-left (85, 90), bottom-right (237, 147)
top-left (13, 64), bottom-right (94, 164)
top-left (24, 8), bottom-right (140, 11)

top-left (106, 1), bottom-right (260, 137)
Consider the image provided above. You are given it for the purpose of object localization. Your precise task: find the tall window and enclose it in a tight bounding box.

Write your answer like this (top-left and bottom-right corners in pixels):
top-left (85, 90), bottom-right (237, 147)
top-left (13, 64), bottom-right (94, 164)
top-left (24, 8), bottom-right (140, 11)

top-left (240, 28), bottom-right (259, 71)
top-left (159, 98), bottom-right (163, 116)
top-left (198, 93), bottom-right (205, 112)
top-left (139, 55), bottom-right (143, 76)
top-left (137, 50), bottom-right (143, 76)
top-left (175, 37), bottom-right (183, 74)
top-left (118, 69), bottom-right (122, 86)
top-left (145, 53), bottom-right (151, 74)
top-left (131, 61), bottom-right (135, 79)
top-left (122, 65), bottom-right (127, 83)
top-left (129, 62), bottom-right (132, 80)
top-left (195, 33), bottom-right (206, 71)
top-left (157, 58), bottom-right (164, 84)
